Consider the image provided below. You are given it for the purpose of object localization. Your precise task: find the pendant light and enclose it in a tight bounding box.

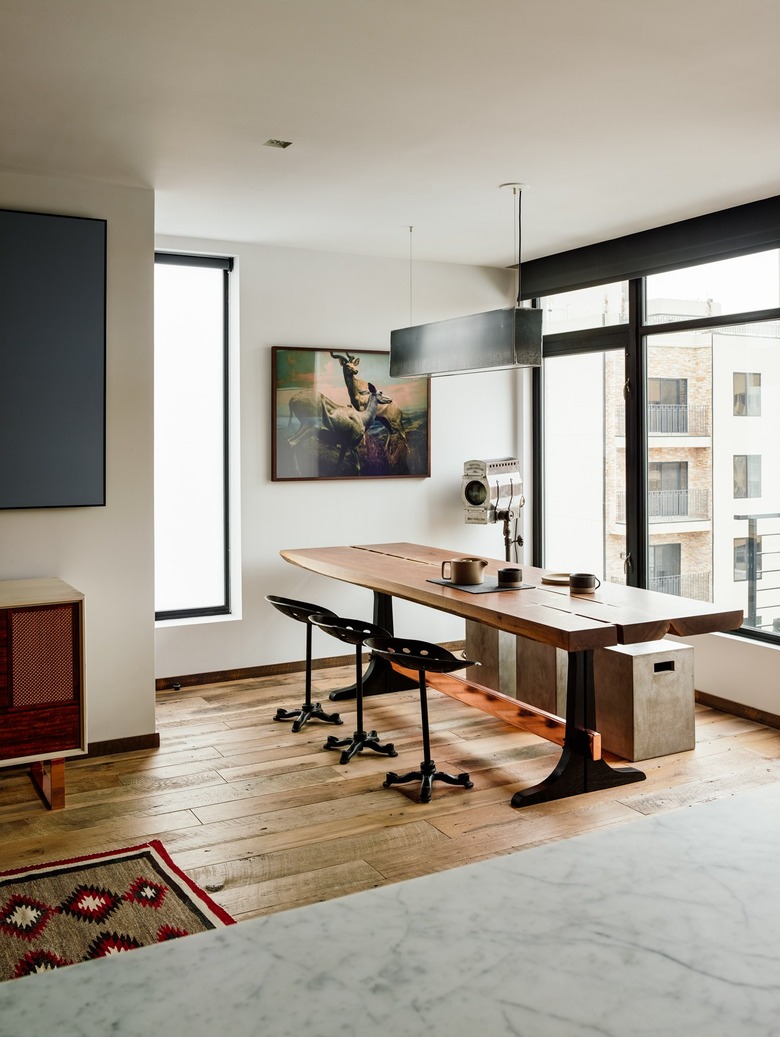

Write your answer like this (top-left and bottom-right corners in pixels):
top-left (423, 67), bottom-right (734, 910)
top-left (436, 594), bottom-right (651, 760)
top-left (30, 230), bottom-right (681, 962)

top-left (390, 184), bottom-right (542, 377)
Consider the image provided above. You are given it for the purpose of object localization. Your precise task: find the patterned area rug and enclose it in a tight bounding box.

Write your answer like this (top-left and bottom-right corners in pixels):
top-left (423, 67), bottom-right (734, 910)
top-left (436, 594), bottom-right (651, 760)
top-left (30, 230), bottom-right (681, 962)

top-left (0, 840), bottom-right (235, 981)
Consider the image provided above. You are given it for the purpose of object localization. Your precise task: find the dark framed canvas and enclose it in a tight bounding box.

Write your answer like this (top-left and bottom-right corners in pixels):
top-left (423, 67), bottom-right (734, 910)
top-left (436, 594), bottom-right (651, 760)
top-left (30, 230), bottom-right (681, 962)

top-left (272, 346), bottom-right (430, 481)
top-left (0, 208), bottom-right (106, 509)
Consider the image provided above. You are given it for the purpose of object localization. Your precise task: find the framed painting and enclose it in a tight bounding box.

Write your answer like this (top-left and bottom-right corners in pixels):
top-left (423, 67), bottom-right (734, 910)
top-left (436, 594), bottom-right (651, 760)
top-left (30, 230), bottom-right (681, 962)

top-left (272, 346), bottom-right (430, 480)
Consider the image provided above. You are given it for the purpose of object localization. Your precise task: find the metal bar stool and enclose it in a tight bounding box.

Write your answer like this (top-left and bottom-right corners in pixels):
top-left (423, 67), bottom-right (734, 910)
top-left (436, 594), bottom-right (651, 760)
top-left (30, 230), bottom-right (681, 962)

top-left (266, 595), bottom-right (344, 732)
top-left (310, 615), bottom-right (398, 765)
top-left (364, 636), bottom-right (477, 803)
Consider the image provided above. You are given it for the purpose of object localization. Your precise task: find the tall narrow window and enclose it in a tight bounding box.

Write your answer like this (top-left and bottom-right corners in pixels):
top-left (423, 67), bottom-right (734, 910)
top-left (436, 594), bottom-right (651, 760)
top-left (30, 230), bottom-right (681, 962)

top-left (733, 455), bottom-right (761, 499)
top-left (541, 346), bottom-right (627, 580)
top-left (733, 372), bottom-right (761, 416)
top-left (154, 253), bottom-right (232, 619)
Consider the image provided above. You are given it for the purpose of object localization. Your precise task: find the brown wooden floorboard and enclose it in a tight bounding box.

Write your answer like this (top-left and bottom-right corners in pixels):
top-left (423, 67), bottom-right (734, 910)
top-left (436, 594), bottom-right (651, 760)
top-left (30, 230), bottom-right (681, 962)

top-left (1, 664), bottom-right (779, 923)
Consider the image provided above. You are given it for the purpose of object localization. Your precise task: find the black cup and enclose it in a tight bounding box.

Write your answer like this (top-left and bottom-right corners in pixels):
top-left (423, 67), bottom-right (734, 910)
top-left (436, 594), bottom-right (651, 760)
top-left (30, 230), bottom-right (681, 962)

top-left (569, 572), bottom-right (601, 592)
top-left (497, 567), bottom-right (523, 586)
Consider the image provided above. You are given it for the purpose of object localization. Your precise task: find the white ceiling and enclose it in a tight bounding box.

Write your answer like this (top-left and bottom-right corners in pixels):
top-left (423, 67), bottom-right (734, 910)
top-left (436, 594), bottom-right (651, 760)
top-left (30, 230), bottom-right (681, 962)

top-left (2, 0), bottom-right (780, 268)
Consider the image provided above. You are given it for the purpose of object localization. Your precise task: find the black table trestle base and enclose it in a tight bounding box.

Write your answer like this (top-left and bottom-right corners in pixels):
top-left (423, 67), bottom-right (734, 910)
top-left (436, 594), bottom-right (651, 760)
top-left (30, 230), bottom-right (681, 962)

top-left (511, 648), bottom-right (645, 808)
top-left (328, 592), bottom-right (418, 701)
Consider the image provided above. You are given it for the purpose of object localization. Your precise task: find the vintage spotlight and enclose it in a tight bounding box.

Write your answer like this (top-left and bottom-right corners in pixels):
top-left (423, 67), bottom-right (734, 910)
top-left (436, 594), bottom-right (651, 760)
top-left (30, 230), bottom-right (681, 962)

top-left (462, 457), bottom-right (525, 560)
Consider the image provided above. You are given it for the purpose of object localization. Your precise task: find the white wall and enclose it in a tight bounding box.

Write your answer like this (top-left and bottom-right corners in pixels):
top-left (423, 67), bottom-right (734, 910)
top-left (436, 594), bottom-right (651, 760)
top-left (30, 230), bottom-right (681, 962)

top-left (0, 171), bottom-right (156, 744)
top-left (671, 631), bottom-right (780, 715)
top-left (154, 236), bottom-right (521, 677)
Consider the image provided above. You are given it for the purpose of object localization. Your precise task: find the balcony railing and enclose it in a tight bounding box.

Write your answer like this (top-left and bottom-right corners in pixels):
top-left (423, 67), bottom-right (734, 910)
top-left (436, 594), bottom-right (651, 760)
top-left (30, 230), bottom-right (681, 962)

top-left (615, 404), bottom-right (710, 436)
top-left (649, 403), bottom-right (709, 436)
top-left (616, 488), bottom-right (710, 523)
top-left (649, 572), bottom-right (712, 601)
top-left (733, 513), bottom-right (780, 636)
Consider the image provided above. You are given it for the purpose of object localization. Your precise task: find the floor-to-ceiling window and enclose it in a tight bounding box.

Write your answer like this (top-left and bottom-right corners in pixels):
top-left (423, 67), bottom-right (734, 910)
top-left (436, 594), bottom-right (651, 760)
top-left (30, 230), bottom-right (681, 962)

top-left (643, 251), bottom-right (780, 633)
top-left (154, 253), bottom-right (233, 620)
top-left (530, 201), bottom-right (780, 645)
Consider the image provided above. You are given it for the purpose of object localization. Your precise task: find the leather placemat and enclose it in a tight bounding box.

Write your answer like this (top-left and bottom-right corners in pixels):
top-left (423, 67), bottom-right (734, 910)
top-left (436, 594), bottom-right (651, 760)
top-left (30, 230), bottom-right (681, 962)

top-left (427, 577), bottom-right (535, 594)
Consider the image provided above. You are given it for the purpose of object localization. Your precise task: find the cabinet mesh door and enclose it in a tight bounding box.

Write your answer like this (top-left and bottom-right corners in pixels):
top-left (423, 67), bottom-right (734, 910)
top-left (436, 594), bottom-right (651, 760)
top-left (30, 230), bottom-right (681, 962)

top-left (9, 604), bottom-right (78, 706)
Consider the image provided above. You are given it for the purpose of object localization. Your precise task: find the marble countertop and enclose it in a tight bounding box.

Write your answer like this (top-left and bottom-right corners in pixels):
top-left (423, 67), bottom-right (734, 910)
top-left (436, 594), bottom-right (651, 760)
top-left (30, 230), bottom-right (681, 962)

top-left (2, 782), bottom-right (780, 1037)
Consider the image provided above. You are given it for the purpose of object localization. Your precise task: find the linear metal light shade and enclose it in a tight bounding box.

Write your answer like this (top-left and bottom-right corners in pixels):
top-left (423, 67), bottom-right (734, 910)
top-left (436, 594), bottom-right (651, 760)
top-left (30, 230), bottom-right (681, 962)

top-left (390, 306), bottom-right (542, 377)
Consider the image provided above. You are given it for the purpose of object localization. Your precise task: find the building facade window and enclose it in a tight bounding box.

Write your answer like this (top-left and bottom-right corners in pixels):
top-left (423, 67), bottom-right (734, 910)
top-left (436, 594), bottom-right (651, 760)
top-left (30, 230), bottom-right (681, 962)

top-left (733, 455), bottom-right (761, 499)
top-left (648, 461), bottom-right (689, 518)
top-left (154, 253), bottom-right (233, 620)
top-left (648, 377), bottom-right (688, 434)
top-left (649, 542), bottom-right (682, 594)
top-left (733, 372), bottom-right (761, 416)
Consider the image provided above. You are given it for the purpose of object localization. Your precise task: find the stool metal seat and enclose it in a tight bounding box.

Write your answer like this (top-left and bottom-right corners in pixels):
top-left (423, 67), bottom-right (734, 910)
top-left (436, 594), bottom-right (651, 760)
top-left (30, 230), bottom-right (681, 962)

top-left (266, 595), bottom-right (343, 732)
top-left (311, 615), bottom-right (398, 764)
top-left (364, 636), bottom-right (477, 803)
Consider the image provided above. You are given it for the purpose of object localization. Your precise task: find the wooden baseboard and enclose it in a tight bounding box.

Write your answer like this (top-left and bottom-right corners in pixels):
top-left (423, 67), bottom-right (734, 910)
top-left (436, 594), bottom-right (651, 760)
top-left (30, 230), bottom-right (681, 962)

top-left (696, 691), bottom-right (780, 731)
top-left (155, 659), bottom-right (779, 736)
top-left (155, 654), bottom-right (353, 690)
top-left (86, 733), bottom-right (161, 758)
top-left (156, 641), bottom-right (466, 691)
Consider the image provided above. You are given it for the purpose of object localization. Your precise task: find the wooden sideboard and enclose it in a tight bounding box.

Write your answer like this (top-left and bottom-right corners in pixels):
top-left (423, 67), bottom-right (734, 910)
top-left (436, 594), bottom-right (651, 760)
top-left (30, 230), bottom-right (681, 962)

top-left (0, 578), bottom-right (86, 808)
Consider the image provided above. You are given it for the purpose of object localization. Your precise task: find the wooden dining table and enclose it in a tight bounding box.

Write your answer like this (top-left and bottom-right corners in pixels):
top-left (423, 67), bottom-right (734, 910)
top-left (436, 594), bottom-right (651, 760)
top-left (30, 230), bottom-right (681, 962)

top-left (281, 542), bottom-right (744, 807)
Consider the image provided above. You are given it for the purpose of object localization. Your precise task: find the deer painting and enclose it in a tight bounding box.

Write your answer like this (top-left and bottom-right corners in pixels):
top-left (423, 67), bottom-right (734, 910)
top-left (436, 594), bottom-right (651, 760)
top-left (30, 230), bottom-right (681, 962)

top-left (330, 351), bottom-right (407, 441)
top-left (287, 383), bottom-right (392, 474)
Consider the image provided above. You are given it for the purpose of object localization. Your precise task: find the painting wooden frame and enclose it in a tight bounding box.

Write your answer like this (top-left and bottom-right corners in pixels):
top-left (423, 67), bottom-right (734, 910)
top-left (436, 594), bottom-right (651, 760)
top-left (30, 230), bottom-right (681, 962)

top-left (272, 346), bottom-right (430, 481)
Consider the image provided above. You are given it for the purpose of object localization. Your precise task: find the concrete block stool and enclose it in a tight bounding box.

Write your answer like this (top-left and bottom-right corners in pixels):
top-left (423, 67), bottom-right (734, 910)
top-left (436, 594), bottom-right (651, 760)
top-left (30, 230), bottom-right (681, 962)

top-left (593, 641), bottom-right (695, 761)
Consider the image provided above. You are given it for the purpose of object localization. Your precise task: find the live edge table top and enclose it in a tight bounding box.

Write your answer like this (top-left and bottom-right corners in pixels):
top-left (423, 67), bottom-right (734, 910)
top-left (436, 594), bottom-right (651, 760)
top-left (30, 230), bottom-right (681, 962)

top-left (281, 542), bottom-right (743, 653)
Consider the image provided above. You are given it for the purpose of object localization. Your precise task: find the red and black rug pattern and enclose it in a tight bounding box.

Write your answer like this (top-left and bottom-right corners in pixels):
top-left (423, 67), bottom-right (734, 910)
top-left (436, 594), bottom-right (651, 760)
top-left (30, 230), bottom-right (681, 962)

top-left (0, 840), bottom-right (234, 981)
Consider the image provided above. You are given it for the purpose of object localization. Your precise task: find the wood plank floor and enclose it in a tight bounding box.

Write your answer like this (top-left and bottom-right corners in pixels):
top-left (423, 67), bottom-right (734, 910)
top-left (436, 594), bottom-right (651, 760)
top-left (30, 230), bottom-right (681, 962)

top-left (1, 665), bottom-right (780, 922)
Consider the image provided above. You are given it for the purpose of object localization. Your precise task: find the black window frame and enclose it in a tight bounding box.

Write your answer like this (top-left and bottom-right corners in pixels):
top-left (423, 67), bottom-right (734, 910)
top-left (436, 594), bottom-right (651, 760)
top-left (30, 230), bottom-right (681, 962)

top-left (154, 251), bottom-right (233, 622)
top-left (527, 195), bottom-right (780, 646)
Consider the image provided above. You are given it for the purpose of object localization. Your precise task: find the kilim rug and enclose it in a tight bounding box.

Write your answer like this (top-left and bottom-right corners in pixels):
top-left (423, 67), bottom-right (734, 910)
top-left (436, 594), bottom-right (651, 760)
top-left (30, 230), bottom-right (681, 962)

top-left (0, 839), bottom-right (235, 981)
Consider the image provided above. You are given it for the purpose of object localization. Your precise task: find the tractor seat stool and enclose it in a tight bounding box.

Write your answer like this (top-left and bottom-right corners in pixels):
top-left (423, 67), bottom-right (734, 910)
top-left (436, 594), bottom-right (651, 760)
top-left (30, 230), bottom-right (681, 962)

top-left (265, 595), bottom-right (344, 732)
top-left (311, 615), bottom-right (398, 765)
top-left (364, 636), bottom-right (478, 803)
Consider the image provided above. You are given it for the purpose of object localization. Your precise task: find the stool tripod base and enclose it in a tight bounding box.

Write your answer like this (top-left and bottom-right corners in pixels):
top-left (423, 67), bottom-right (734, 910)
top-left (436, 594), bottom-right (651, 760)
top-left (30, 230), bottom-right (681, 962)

top-left (383, 759), bottom-right (473, 803)
top-left (324, 730), bottom-right (398, 765)
top-left (274, 702), bottom-right (343, 733)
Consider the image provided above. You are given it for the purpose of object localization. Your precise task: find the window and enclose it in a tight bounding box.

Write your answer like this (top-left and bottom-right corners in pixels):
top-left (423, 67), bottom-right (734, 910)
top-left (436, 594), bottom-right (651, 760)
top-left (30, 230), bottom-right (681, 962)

top-left (649, 378), bottom-right (687, 406)
top-left (154, 253), bottom-right (233, 619)
top-left (649, 543), bottom-right (682, 594)
top-left (533, 210), bottom-right (780, 642)
top-left (733, 455), bottom-right (761, 499)
top-left (542, 281), bottom-right (628, 333)
top-left (646, 249), bottom-right (780, 322)
top-left (648, 378), bottom-right (688, 433)
top-left (541, 347), bottom-right (626, 579)
top-left (733, 372), bottom-right (761, 416)
top-left (734, 537), bottom-right (763, 581)
top-left (648, 461), bottom-right (689, 518)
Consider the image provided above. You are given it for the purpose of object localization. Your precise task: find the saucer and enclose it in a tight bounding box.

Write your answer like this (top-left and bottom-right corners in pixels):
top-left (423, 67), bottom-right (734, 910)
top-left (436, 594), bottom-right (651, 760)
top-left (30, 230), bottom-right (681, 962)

top-left (541, 572), bottom-right (570, 585)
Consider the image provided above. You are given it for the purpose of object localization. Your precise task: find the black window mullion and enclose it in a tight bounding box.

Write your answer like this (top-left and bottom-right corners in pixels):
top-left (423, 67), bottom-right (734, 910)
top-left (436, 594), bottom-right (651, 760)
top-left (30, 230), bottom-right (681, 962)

top-left (623, 278), bottom-right (646, 588)
top-left (531, 364), bottom-right (544, 568)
